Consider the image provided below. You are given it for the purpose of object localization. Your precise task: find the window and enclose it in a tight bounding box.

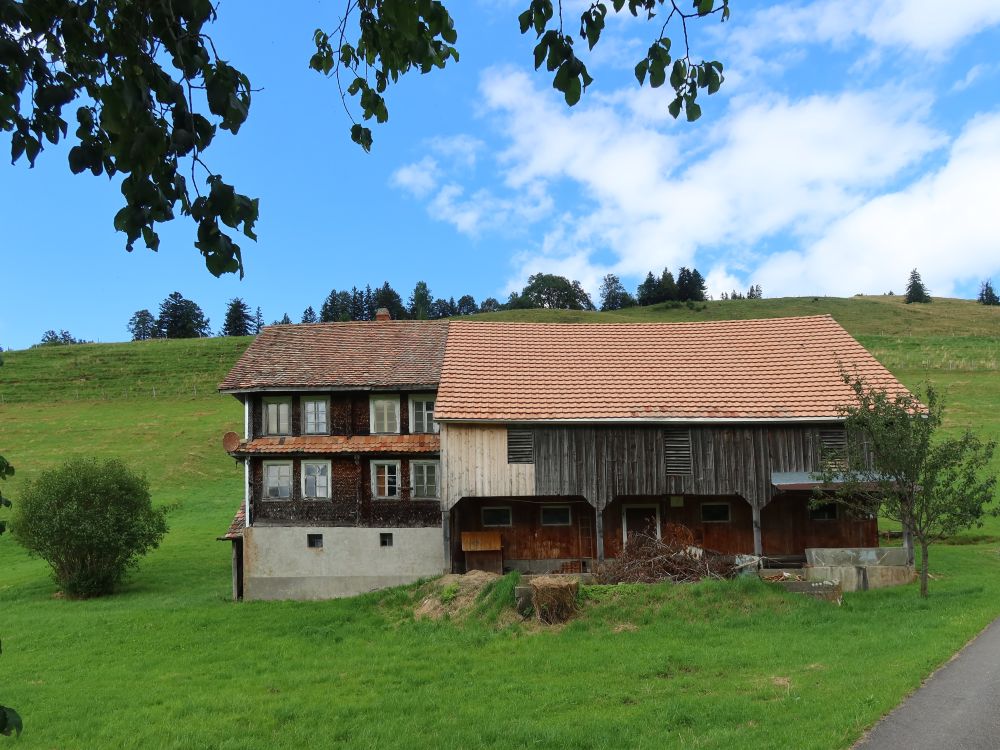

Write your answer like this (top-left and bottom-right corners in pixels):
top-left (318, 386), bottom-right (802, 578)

top-left (700, 502), bottom-right (731, 523)
top-left (302, 461), bottom-right (331, 499)
top-left (370, 396), bottom-right (400, 434)
top-left (410, 394), bottom-right (438, 434)
top-left (307, 533), bottom-right (324, 548)
top-left (371, 460), bottom-right (400, 499)
top-left (302, 397), bottom-right (329, 434)
top-left (262, 398), bottom-right (291, 436)
top-left (380, 532), bottom-right (394, 547)
top-left (263, 461), bottom-right (292, 499)
top-left (665, 428), bottom-right (693, 475)
top-left (411, 461), bottom-right (440, 498)
top-left (482, 506), bottom-right (512, 527)
top-left (541, 506), bottom-right (571, 526)
top-left (507, 428), bottom-right (534, 464)
top-left (809, 502), bottom-right (838, 521)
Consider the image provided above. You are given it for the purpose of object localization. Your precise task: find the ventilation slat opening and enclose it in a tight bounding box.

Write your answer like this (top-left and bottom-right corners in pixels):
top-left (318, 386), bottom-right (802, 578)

top-left (507, 428), bottom-right (534, 464)
top-left (664, 428), bottom-right (693, 475)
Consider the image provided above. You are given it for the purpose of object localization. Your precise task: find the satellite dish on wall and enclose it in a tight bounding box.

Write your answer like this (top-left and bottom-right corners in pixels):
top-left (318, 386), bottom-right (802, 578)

top-left (222, 431), bottom-right (241, 452)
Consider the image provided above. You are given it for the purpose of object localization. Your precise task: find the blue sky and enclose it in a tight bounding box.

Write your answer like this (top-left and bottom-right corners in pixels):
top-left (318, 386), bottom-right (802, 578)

top-left (2, 0), bottom-right (999, 349)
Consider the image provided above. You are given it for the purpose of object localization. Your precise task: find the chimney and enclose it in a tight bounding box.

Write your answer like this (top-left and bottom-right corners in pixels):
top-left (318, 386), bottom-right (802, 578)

top-left (375, 307), bottom-right (391, 321)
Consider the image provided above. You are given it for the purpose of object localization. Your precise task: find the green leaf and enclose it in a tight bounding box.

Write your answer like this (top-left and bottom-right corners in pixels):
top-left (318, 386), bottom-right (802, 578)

top-left (634, 58), bottom-right (649, 85)
top-left (533, 38), bottom-right (547, 69)
top-left (686, 99), bottom-right (702, 122)
top-left (668, 96), bottom-right (682, 119)
top-left (649, 60), bottom-right (666, 88)
top-left (564, 75), bottom-right (582, 106)
top-left (350, 124), bottom-right (373, 152)
top-left (697, 0), bottom-right (714, 15)
top-left (518, 9), bottom-right (533, 34)
top-left (68, 145), bottom-right (88, 174)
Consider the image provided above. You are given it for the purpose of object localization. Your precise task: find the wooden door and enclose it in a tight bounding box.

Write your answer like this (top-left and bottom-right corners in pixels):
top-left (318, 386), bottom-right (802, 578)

top-left (622, 505), bottom-right (660, 543)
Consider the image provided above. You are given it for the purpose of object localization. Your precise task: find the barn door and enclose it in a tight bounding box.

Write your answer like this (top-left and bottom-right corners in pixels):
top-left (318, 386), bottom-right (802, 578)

top-left (622, 504), bottom-right (660, 544)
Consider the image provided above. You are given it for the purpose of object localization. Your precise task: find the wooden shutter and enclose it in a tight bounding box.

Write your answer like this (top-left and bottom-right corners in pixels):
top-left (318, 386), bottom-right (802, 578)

top-left (819, 429), bottom-right (848, 470)
top-left (664, 428), bottom-right (693, 475)
top-left (507, 428), bottom-right (534, 464)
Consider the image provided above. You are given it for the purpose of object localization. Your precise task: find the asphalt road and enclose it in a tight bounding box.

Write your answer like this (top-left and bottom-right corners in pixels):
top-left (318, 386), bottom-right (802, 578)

top-left (855, 617), bottom-right (1000, 749)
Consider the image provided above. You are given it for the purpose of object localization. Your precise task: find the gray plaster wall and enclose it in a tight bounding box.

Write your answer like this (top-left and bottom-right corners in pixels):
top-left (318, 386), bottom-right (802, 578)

top-left (243, 525), bottom-right (445, 600)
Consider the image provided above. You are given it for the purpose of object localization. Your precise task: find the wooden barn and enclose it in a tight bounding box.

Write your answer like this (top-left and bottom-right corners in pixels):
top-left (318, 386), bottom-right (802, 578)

top-left (436, 316), bottom-right (901, 574)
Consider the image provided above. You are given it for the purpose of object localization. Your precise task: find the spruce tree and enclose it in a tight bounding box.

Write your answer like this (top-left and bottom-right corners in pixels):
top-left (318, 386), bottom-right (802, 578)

top-left (221, 298), bottom-right (253, 336)
top-left (301, 306), bottom-right (318, 323)
top-left (905, 269), bottom-right (931, 304)
top-left (408, 281), bottom-right (432, 319)
top-left (978, 280), bottom-right (999, 306)
top-left (127, 309), bottom-right (156, 340)
top-left (156, 292), bottom-right (211, 338)
top-left (636, 272), bottom-right (659, 306)
top-left (658, 268), bottom-right (678, 302)
top-left (373, 282), bottom-right (407, 320)
top-left (253, 307), bottom-right (264, 334)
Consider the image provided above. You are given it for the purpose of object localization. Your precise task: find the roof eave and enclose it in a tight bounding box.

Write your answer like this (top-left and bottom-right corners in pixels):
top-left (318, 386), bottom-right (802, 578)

top-left (219, 383), bottom-right (440, 395)
top-left (434, 416), bottom-right (847, 425)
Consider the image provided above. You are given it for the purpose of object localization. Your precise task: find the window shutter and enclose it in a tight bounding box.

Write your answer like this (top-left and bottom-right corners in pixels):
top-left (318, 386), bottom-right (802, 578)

top-left (664, 428), bottom-right (693, 475)
top-left (507, 428), bottom-right (534, 464)
top-left (819, 429), bottom-right (848, 469)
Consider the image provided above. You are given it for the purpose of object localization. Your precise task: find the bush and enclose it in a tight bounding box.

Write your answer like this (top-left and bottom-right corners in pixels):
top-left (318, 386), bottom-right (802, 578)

top-left (11, 458), bottom-right (168, 597)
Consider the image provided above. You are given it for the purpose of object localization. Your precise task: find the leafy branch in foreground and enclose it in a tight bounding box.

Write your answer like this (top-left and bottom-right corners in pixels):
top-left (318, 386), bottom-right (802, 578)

top-left (815, 376), bottom-right (997, 597)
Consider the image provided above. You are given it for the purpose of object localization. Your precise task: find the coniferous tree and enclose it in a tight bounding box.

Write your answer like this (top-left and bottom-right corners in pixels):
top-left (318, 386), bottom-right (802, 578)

top-left (349, 287), bottom-right (367, 321)
top-left (363, 285), bottom-right (376, 320)
top-left (373, 282), bottom-right (407, 320)
top-left (978, 280), bottom-right (999, 306)
top-left (253, 307), bottom-right (264, 334)
top-left (408, 281), bottom-right (432, 320)
top-left (157, 292), bottom-right (211, 338)
top-left (127, 309), bottom-right (157, 340)
top-left (658, 268), bottom-right (678, 302)
top-left (221, 297), bottom-right (253, 337)
top-left (599, 274), bottom-right (636, 311)
top-left (320, 290), bottom-right (352, 322)
top-left (274, 313), bottom-right (292, 325)
top-left (905, 269), bottom-right (931, 304)
top-left (636, 272), bottom-right (659, 306)
top-left (301, 306), bottom-right (318, 323)
top-left (688, 269), bottom-right (707, 301)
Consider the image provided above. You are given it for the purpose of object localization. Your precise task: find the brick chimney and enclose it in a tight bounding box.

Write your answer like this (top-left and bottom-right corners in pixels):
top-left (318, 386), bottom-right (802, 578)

top-left (375, 307), bottom-right (391, 321)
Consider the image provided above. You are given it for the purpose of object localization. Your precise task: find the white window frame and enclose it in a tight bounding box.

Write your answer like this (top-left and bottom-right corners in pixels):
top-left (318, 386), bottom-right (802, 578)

top-left (622, 503), bottom-right (661, 542)
top-left (371, 460), bottom-right (401, 499)
top-left (700, 502), bottom-right (732, 524)
top-left (261, 397), bottom-right (291, 436)
top-left (410, 460), bottom-right (440, 499)
top-left (481, 506), bottom-right (512, 527)
top-left (369, 396), bottom-right (401, 435)
top-left (301, 460), bottom-right (332, 499)
top-left (409, 393), bottom-right (439, 434)
top-left (301, 397), bottom-right (330, 435)
top-left (262, 460), bottom-right (293, 500)
top-left (540, 505), bottom-right (572, 527)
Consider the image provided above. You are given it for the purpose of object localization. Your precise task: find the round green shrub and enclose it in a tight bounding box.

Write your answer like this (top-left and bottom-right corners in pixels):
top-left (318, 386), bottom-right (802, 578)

top-left (11, 457), bottom-right (168, 598)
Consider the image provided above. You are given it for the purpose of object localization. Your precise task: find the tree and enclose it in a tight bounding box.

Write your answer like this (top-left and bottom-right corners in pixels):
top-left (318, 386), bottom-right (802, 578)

top-left (905, 269), bottom-right (931, 304)
top-left (373, 282), bottom-right (407, 320)
top-left (11, 457), bottom-right (169, 598)
top-left (479, 297), bottom-right (502, 313)
top-left (253, 307), bottom-right (264, 334)
top-left (3, 2), bottom-right (728, 276)
top-left (599, 274), bottom-right (636, 311)
top-left (156, 292), bottom-right (211, 338)
top-left (520, 273), bottom-right (594, 310)
top-left (676, 266), bottom-right (706, 301)
top-left (636, 272), bottom-right (660, 306)
top-left (408, 281), bottom-right (433, 320)
top-left (429, 297), bottom-right (455, 319)
top-left (38, 329), bottom-right (84, 346)
top-left (658, 268), bottom-right (679, 302)
top-left (978, 279), bottom-right (999, 306)
top-left (455, 294), bottom-right (478, 316)
top-left (301, 306), bottom-right (318, 324)
top-left (320, 289), bottom-right (352, 322)
top-left (275, 313), bottom-right (292, 325)
top-left (127, 309), bottom-right (157, 340)
top-left (815, 377), bottom-right (997, 597)
top-left (221, 297), bottom-right (253, 336)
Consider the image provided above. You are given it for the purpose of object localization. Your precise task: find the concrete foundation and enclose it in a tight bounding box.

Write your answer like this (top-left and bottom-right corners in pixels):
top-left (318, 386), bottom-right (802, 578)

top-left (242, 525), bottom-right (445, 600)
top-left (805, 547), bottom-right (916, 592)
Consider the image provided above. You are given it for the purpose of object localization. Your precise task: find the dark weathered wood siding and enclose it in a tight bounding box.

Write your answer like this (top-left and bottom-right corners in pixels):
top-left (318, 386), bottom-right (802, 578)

top-left (532, 424), bottom-right (833, 508)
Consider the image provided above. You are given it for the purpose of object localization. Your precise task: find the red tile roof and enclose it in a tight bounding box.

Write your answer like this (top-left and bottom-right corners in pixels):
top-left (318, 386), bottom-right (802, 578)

top-left (226, 434), bottom-right (440, 456)
top-left (435, 316), bottom-right (907, 422)
top-left (219, 503), bottom-right (245, 540)
top-left (219, 321), bottom-right (448, 391)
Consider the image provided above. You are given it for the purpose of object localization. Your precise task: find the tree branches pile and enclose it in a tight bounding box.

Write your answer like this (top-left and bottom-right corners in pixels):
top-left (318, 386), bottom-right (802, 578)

top-left (594, 529), bottom-right (738, 584)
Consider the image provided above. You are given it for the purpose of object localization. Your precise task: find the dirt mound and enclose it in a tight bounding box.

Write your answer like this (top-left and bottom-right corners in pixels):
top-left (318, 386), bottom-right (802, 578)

top-left (414, 570), bottom-right (501, 620)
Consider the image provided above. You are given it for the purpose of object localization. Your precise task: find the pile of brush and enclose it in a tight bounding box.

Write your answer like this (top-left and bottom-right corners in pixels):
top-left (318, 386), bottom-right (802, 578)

top-left (594, 529), bottom-right (739, 584)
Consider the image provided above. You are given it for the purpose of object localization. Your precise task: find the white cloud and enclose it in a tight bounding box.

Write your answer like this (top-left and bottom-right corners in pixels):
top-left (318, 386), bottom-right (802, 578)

top-left (390, 156), bottom-right (440, 198)
top-left (753, 112), bottom-right (1000, 298)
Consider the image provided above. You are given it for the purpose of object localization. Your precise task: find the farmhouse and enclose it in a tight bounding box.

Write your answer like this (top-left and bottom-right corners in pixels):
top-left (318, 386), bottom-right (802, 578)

top-left (219, 312), bottom-right (905, 600)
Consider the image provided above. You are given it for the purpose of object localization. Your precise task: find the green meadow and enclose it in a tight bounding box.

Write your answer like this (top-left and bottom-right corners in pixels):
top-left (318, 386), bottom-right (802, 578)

top-left (0, 295), bottom-right (998, 749)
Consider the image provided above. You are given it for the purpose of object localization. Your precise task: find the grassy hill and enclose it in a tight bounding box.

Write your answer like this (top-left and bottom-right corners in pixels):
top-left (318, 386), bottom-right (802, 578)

top-left (0, 295), bottom-right (998, 749)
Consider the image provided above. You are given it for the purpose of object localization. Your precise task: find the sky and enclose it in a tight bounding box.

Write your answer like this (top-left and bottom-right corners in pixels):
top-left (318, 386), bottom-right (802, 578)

top-left (2, 0), bottom-right (999, 349)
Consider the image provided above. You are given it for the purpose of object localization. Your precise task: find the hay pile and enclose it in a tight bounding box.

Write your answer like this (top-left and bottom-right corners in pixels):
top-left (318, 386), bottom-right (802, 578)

top-left (414, 570), bottom-right (500, 620)
top-left (594, 530), bottom-right (739, 584)
top-left (529, 575), bottom-right (578, 624)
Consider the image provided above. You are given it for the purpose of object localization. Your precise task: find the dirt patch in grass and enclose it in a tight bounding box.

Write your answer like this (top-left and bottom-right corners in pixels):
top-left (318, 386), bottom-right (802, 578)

top-left (414, 570), bottom-right (501, 620)
top-left (612, 622), bottom-right (638, 633)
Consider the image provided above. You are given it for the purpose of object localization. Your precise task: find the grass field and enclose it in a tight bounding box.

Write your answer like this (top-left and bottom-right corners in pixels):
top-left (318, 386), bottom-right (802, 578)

top-left (0, 295), bottom-right (998, 749)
